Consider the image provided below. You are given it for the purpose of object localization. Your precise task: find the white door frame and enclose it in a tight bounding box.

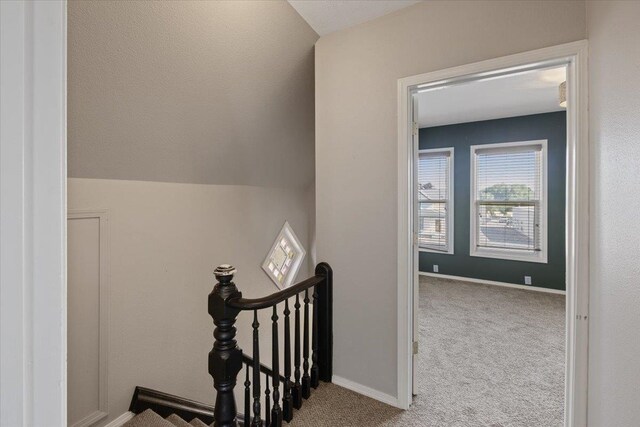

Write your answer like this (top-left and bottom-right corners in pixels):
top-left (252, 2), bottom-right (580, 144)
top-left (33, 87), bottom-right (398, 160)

top-left (0, 1), bottom-right (67, 425)
top-left (396, 40), bottom-right (589, 426)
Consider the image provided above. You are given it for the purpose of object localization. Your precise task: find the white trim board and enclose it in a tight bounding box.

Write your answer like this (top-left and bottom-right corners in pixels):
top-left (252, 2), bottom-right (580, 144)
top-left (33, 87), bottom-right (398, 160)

top-left (68, 210), bottom-right (110, 427)
top-left (397, 40), bottom-right (589, 426)
top-left (103, 412), bottom-right (135, 427)
top-left (0, 1), bottom-right (67, 425)
top-left (418, 272), bottom-right (566, 295)
top-left (71, 411), bottom-right (108, 427)
top-left (332, 376), bottom-right (399, 408)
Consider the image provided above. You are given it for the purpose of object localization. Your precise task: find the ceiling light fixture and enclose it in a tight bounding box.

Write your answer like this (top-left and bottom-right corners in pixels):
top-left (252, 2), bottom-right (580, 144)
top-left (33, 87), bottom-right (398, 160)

top-left (559, 81), bottom-right (567, 108)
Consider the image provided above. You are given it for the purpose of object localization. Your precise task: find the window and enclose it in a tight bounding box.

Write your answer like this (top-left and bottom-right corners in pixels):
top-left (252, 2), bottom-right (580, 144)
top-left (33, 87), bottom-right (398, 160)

top-left (418, 148), bottom-right (454, 253)
top-left (470, 140), bottom-right (547, 263)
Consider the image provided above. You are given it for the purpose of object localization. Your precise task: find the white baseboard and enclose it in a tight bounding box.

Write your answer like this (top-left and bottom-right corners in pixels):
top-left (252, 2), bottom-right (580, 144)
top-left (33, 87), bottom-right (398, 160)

top-left (419, 271), bottom-right (566, 295)
top-left (332, 375), bottom-right (400, 408)
top-left (103, 412), bottom-right (135, 427)
top-left (71, 411), bottom-right (107, 427)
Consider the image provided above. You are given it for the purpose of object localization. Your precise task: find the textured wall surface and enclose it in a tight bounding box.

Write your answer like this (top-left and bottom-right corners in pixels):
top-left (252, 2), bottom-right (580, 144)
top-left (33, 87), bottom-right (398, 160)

top-left (67, 2), bottom-right (318, 424)
top-left (587, 1), bottom-right (640, 424)
top-left (68, 0), bottom-right (318, 188)
top-left (315, 0), bottom-right (586, 398)
top-left (420, 112), bottom-right (567, 290)
top-left (68, 178), bottom-right (312, 426)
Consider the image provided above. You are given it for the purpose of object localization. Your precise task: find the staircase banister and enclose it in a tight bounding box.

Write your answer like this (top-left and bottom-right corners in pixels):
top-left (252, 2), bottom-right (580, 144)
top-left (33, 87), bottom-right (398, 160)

top-left (225, 275), bottom-right (325, 311)
top-left (209, 262), bottom-right (332, 426)
top-left (128, 386), bottom-right (216, 424)
top-left (242, 353), bottom-right (288, 384)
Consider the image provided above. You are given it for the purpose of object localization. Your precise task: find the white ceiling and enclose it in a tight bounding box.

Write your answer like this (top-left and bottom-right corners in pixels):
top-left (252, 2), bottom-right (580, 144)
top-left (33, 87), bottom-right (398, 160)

top-left (287, 0), bottom-right (422, 36)
top-left (417, 66), bottom-right (567, 127)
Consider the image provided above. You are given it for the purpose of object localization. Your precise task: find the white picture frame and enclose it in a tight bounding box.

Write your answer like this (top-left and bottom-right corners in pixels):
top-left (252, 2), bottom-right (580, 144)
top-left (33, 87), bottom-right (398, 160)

top-left (262, 221), bottom-right (306, 290)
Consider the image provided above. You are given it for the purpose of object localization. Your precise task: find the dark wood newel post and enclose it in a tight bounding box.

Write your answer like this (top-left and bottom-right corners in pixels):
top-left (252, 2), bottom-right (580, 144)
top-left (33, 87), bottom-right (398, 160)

top-left (315, 262), bottom-right (333, 382)
top-left (209, 264), bottom-right (243, 427)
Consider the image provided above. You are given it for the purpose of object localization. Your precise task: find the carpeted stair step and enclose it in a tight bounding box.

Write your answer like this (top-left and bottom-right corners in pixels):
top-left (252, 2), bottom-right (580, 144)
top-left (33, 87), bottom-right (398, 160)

top-left (122, 409), bottom-right (174, 427)
top-left (123, 409), bottom-right (214, 427)
top-left (187, 417), bottom-right (209, 427)
top-left (166, 414), bottom-right (191, 427)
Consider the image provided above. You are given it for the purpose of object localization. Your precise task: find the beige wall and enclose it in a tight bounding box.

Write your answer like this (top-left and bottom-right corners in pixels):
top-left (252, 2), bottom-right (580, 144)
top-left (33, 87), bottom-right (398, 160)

top-left (67, 1), bottom-right (318, 424)
top-left (68, 178), bottom-right (311, 425)
top-left (68, 0), bottom-right (317, 188)
top-left (587, 1), bottom-right (640, 424)
top-left (315, 0), bottom-right (586, 398)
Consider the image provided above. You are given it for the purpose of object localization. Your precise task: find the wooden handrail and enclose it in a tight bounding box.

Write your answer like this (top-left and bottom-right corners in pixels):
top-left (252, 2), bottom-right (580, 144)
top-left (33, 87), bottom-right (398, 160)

top-left (225, 275), bottom-right (325, 311)
top-left (128, 386), bottom-right (217, 425)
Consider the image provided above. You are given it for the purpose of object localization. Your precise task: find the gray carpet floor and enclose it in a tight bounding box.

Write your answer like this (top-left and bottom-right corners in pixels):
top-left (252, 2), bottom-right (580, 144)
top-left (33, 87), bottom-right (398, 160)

top-left (290, 276), bottom-right (565, 426)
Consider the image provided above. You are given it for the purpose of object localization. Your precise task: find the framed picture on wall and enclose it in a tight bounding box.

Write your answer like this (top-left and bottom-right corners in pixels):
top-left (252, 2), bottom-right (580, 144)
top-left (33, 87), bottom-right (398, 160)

top-left (262, 221), bottom-right (306, 290)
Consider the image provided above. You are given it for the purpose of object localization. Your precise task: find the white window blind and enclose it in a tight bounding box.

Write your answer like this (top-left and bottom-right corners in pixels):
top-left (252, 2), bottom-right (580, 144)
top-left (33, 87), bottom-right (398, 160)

top-left (418, 149), bottom-right (453, 252)
top-left (472, 142), bottom-right (546, 260)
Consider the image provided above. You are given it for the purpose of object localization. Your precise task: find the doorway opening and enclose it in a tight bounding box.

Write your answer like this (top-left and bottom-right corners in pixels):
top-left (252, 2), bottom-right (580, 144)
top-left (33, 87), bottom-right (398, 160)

top-left (397, 41), bottom-right (589, 426)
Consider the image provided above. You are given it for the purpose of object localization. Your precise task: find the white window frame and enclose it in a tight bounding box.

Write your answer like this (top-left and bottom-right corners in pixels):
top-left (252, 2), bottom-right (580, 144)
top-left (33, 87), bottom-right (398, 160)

top-left (418, 147), bottom-right (454, 254)
top-left (469, 139), bottom-right (548, 263)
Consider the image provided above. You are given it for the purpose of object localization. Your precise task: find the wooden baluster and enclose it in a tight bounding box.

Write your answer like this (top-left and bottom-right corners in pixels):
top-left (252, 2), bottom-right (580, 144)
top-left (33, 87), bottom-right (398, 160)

top-left (271, 305), bottom-right (282, 427)
top-left (282, 300), bottom-right (293, 422)
top-left (244, 366), bottom-right (251, 425)
top-left (252, 311), bottom-right (262, 427)
top-left (302, 289), bottom-right (311, 399)
top-left (311, 285), bottom-right (320, 388)
top-left (209, 265), bottom-right (242, 427)
top-left (292, 293), bottom-right (302, 409)
top-left (264, 373), bottom-right (271, 427)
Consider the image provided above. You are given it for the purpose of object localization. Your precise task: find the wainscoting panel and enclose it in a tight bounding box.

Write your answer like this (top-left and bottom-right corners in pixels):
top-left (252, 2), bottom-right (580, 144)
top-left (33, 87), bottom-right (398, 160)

top-left (68, 211), bottom-right (109, 427)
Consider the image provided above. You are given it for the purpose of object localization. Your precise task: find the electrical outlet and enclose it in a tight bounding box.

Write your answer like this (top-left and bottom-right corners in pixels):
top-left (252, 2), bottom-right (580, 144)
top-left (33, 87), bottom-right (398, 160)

top-left (524, 276), bottom-right (532, 285)
top-left (433, 265), bottom-right (439, 273)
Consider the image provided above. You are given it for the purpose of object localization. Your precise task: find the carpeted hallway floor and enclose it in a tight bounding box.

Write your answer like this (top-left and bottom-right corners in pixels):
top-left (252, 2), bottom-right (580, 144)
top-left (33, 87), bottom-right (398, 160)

top-left (290, 276), bottom-right (565, 426)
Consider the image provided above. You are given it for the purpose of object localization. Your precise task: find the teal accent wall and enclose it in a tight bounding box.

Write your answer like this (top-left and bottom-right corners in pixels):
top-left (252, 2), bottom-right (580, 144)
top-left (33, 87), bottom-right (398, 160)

top-left (419, 112), bottom-right (566, 290)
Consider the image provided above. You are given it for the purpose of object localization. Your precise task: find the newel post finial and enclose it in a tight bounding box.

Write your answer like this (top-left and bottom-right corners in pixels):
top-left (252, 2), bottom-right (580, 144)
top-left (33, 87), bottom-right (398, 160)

top-left (209, 264), bottom-right (242, 427)
top-left (214, 264), bottom-right (237, 280)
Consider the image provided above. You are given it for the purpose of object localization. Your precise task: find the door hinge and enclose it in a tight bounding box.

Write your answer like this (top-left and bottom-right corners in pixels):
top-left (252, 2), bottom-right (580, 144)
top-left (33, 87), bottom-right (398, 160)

top-left (412, 122), bottom-right (418, 136)
top-left (413, 341), bottom-right (419, 355)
